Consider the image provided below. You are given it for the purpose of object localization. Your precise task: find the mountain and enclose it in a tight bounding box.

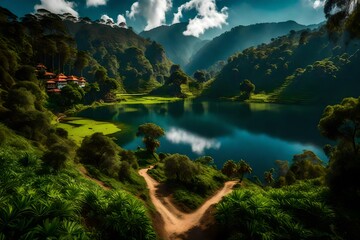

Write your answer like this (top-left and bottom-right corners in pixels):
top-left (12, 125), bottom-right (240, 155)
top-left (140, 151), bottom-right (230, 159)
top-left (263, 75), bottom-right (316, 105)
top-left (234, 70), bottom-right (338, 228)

top-left (15, 9), bottom-right (173, 94)
top-left (185, 21), bottom-right (315, 74)
top-left (140, 23), bottom-right (208, 67)
top-left (64, 20), bottom-right (172, 93)
top-left (203, 26), bottom-right (360, 104)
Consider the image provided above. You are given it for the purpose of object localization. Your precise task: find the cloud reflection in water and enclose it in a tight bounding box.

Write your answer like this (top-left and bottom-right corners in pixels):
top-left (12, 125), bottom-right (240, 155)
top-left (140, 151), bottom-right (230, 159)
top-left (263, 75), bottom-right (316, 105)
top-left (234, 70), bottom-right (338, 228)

top-left (166, 127), bottom-right (221, 154)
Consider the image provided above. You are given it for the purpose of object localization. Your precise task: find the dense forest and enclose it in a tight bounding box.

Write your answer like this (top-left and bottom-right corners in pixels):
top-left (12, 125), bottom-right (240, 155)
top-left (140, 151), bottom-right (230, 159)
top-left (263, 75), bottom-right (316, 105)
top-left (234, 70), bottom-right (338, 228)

top-left (0, 0), bottom-right (360, 239)
top-left (203, 7), bottom-right (360, 104)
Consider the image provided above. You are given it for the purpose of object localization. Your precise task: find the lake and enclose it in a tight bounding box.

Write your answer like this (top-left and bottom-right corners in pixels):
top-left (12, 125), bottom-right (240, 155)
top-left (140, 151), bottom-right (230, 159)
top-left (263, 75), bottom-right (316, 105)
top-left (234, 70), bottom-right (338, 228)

top-left (77, 100), bottom-right (329, 178)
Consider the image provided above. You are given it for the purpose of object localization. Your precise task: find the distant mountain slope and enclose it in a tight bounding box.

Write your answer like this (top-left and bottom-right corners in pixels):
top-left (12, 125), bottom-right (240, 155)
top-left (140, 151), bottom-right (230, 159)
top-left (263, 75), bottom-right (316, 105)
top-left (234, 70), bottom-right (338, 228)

top-left (204, 26), bottom-right (360, 104)
top-left (186, 21), bottom-right (312, 74)
top-left (140, 23), bottom-right (207, 67)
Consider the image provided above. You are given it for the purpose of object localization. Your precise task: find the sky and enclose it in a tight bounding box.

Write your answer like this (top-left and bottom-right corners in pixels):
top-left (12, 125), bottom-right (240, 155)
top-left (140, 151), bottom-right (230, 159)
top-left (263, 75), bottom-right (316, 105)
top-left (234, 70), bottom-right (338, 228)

top-left (0, 0), bottom-right (326, 38)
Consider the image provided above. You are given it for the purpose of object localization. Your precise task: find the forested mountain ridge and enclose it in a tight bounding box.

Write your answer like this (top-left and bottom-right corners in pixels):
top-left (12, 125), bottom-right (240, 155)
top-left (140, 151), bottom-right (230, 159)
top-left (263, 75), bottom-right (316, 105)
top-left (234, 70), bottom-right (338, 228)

top-left (5, 7), bottom-right (173, 94)
top-left (140, 23), bottom-right (208, 67)
top-left (64, 20), bottom-right (172, 93)
top-left (185, 21), bottom-right (315, 74)
top-left (204, 23), bottom-right (360, 104)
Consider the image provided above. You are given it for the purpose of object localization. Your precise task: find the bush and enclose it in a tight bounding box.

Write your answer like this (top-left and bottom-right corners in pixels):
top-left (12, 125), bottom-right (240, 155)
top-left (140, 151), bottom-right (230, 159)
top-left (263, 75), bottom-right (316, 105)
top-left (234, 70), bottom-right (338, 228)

top-left (77, 133), bottom-right (122, 177)
top-left (164, 154), bottom-right (199, 184)
top-left (42, 144), bottom-right (70, 171)
top-left (118, 161), bottom-right (131, 181)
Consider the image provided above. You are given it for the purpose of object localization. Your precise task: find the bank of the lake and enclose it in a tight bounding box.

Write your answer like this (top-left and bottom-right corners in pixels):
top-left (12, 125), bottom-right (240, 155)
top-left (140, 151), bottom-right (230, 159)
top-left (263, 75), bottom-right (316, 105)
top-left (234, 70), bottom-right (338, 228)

top-left (76, 100), bottom-right (330, 178)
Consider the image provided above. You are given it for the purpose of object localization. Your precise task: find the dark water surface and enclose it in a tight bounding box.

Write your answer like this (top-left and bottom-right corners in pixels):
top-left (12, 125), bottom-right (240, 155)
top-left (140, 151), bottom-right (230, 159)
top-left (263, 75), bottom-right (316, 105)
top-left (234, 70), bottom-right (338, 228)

top-left (77, 100), bottom-right (329, 177)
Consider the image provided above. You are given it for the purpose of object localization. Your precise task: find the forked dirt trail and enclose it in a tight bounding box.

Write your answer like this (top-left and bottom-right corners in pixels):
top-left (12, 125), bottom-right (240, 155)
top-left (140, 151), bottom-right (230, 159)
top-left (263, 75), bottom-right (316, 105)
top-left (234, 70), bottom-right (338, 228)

top-left (139, 167), bottom-right (238, 240)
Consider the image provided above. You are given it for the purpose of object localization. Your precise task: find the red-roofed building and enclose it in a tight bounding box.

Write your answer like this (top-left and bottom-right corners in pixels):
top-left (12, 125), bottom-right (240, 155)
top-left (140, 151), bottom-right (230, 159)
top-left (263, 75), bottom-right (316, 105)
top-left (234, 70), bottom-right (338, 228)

top-left (66, 75), bottom-right (79, 84)
top-left (78, 77), bottom-right (86, 87)
top-left (54, 73), bottom-right (68, 89)
top-left (36, 64), bottom-right (47, 71)
top-left (37, 65), bottom-right (87, 93)
top-left (43, 72), bottom-right (56, 79)
top-left (47, 89), bottom-right (61, 93)
top-left (46, 80), bottom-right (56, 90)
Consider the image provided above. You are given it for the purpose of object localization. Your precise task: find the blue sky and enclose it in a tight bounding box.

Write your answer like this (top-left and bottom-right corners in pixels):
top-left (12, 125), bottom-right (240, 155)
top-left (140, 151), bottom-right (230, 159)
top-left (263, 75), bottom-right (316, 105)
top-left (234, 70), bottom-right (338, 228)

top-left (0, 0), bottom-right (326, 37)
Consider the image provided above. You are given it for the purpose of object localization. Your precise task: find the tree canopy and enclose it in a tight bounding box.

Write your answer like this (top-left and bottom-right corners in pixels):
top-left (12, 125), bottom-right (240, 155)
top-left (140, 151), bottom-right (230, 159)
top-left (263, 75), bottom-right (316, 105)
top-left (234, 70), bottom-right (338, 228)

top-left (136, 123), bottom-right (165, 153)
top-left (318, 97), bottom-right (360, 201)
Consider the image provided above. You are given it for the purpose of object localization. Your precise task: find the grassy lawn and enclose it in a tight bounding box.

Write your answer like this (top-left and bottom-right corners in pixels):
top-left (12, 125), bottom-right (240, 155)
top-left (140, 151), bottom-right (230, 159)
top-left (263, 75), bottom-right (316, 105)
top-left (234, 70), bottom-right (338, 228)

top-left (56, 117), bottom-right (122, 145)
top-left (116, 94), bottom-right (181, 104)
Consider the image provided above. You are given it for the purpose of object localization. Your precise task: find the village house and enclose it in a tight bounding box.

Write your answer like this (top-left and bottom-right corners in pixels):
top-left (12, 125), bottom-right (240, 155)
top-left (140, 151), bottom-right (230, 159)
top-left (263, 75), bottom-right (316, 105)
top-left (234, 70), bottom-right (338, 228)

top-left (36, 64), bottom-right (87, 93)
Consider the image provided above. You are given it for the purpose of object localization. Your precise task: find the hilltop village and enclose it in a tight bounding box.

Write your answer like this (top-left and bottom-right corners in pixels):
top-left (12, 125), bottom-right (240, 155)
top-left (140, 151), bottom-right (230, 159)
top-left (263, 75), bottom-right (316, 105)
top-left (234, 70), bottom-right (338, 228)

top-left (35, 64), bottom-right (87, 93)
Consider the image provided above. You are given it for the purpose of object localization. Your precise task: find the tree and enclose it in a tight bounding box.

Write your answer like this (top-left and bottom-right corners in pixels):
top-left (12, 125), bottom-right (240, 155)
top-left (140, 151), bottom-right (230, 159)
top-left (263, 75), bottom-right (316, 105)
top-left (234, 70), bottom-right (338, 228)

top-left (318, 97), bottom-right (360, 199)
top-left (42, 144), bottom-right (70, 171)
top-left (299, 30), bottom-right (310, 45)
top-left (195, 156), bottom-right (214, 165)
top-left (319, 97), bottom-right (360, 154)
top-left (290, 150), bottom-right (326, 180)
top-left (74, 51), bottom-right (90, 76)
top-left (60, 84), bottom-right (84, 107)
top-left (167, 70), bottom-right (189, 86)
top-left (118, 161), bottom-right (131, 181)
top-left (239, 79), bottom-right (255, 100)
top-left (193, 70), bottom-right (207, 82)
top-left (164, 154), bottom-right (199, 183)
top-left (13, 81), bottom-right (46, 110)
top-left (5, 88), bottom-right (36, 112)
top-left (221, 160), bottom-right (237, 177)
top-left (15, 65), bottom-right (37, 82)
top-left (237, 160), bottom-right (253, 182)
top-left (170, 64), bottom-right (180, 74)
top-left (77, 132), bottom-right (122, 176)
top-left (264, 168), bottom-right (275, 185)
top-left (136, 123), bottom-right (165, 154)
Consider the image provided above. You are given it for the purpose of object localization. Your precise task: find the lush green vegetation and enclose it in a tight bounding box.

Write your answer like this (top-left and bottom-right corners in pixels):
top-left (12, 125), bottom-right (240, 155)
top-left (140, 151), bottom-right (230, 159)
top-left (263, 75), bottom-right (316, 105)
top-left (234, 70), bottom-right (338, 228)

top-left (204, 5), bottom-right (360, 104)
top-left (1, 3), bottom-right (360, 240)
top-left (215, 96), bottom-right (360, 239)
top-left (217, 180), bottom-right (334, 240)
top-left (0, 125), bottom-right (156, 240)
top-left (56, 117), bottom-right (121, 145)
top-left (186, 21), bottom-right (312, 74)
top-left (148, 154), bottom-right (227, 211)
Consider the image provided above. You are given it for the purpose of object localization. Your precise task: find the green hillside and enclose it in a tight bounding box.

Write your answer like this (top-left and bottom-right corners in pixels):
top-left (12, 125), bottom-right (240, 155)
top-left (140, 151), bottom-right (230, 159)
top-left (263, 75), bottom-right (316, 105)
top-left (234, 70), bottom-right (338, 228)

top-left (186, 21), bottom-right (314, 74)
top-left (140, 22), bottom-right (208, 67)
top-left (204, 25), bottom-right (360, 104)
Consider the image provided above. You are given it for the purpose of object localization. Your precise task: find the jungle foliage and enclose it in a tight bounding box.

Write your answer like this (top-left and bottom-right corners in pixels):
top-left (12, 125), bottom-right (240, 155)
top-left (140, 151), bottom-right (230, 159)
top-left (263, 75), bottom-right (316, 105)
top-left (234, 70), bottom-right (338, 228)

top-left (0, 125), bottom-right (156, 240)
top-left (204, 4), bottom-right (360, 104)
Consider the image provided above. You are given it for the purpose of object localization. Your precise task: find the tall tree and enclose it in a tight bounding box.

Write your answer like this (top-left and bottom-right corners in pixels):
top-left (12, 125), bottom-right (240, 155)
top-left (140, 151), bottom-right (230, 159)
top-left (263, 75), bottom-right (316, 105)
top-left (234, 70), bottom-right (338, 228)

top-left (136, 123), bottom-right (165, 154)
top-left (318, 97), bottom-right (360, 200)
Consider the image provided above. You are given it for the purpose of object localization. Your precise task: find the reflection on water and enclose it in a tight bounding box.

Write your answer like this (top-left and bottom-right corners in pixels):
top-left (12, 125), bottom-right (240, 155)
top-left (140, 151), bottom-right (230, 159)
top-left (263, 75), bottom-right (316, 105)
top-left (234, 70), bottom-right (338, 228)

top-left (166, 127), bottom-right (221, 154)
top-left (77, 100), bottom-right (330, 177)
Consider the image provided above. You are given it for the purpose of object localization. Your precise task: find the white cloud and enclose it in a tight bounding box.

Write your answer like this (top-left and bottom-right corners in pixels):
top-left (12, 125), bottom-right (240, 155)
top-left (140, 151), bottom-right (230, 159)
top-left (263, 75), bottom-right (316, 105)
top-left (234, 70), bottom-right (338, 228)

top-left (126, 2), bottom-right (139, 19)
top-left (126, 0), bottom-right (172, 31)
top-left (312, 0), bottom-right (325, 9)
top-left (100, 14), bottom-right (127, 27)
top-left (117, 14), bottom-right (127, 25)
top-left (305, 0), bottom-right (325, 9)
top-left (34, 0), bottom-right (78, 17)
top-left (166, 127), bottom-right (221, 154)
top-left (100, 14), bottom-right (114, 23)
top-left (86, 0), bottom-right (107, 7)
top-left (173, 0), bottom-right (228, 37)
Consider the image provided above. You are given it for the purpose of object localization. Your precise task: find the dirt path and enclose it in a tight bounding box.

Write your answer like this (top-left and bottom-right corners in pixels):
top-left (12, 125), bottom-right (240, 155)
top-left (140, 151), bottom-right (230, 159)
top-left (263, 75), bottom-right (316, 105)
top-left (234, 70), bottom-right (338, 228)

top-left (79, 165), bottom-right (111, 190)
top-left (139, 167), bottom-right (238, 240)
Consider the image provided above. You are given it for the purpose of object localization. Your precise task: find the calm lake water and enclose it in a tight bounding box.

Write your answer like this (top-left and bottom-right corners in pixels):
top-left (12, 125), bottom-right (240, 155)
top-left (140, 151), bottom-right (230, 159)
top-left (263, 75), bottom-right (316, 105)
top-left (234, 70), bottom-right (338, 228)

top-left (77, 100), bottom-right (329, 178)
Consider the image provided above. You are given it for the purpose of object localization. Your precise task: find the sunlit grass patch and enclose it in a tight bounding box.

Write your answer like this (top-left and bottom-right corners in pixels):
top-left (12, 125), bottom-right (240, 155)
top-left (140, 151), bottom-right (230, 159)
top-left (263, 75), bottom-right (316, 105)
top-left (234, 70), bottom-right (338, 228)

top-left (116, 94), bottom-right (181, 104)
top-left (56, 118), bottom-right (122, 145)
